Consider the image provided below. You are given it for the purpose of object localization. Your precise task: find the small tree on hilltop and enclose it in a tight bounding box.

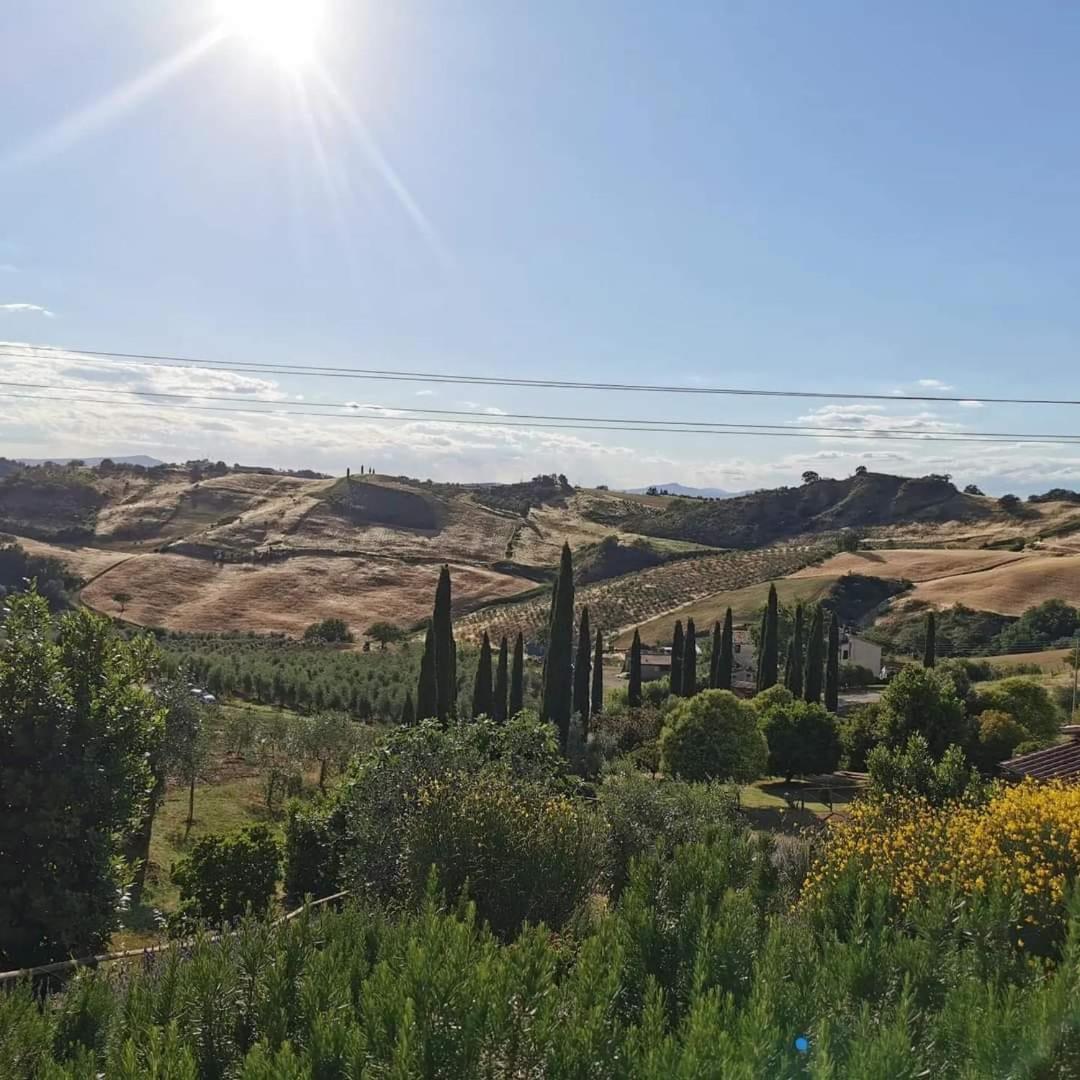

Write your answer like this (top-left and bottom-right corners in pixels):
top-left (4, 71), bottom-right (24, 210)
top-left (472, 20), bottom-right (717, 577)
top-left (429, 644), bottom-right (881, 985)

top-left (367, 621), bottom-right (406, 649)
top-left (112, 590), bottom-right (132, 614)
top-left (659, 689), bottom-right (768, 782)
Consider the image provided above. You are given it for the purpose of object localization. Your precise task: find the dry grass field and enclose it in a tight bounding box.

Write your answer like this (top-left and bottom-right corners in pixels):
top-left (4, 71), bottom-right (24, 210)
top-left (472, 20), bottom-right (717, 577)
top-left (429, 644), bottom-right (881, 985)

top-left (910, 553), bottom-right (1080, 615)
top-left (83, 553), bottom-right (533, 635)
top-left (791, 549), bottom-right (1029, 583)
top-left (10, 535), bottom-right (133, 581)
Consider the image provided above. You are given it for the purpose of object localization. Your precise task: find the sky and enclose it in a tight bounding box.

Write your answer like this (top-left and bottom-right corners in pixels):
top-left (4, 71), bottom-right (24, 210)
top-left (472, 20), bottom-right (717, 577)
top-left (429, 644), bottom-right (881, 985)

top-left (2, 0), bottom-right (1080, 493)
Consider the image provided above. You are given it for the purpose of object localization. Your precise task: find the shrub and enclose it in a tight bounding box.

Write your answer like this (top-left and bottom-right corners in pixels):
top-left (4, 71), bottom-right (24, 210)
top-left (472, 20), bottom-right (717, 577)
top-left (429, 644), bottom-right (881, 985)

top-left (838, 703), bottom-right (882, 770)
top-left (876, 665), bottom-right (970, 756)
top-left (659, 690), bottom-right (768, 782)
top-left (977, 677), bottom-right (1061, 741)
top-left (597, 768), bottom-right (738, 895)
top-left (838, 661), bottom-right (875, 689)
top-left (975, 709), bottom-right (1032, 771)
top-left (866, 734), bottom-right (983, 806)
top-left (756, 697), bottom-right (840, 780)
top-left (171, 824), bottom-right (281, 926)
top-left (406, 771), bottom-right (605, 937)
top-left (302, 617), bottom-right (354, 643)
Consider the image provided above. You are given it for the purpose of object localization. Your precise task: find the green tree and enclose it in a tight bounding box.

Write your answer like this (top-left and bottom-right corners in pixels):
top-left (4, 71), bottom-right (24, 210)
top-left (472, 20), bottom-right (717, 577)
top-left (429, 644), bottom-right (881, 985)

top-left (171, 824), bottom-right (281, 927)
top-left (303, 617), bottom-right (354, 643)
top-left (628, 629), bottom-right (643, 707)
top-left (401, 691), bottom-right (415, 726)
top-left (757, 584), bottom-right (779, 691)
top-left (977, 677), bottom-right (1061, 742)
top-left (825, 616), bottom-right (840, 712)
top-left (433, 565), bottom-right (457, 721)
top-left (366, 621), bottom-right (406, 649)
top-left (493, 636), bottom-right (509, 723)
top-left (715, 608), bottom-right (734, 690)
top-left (112, 589), bottom-right (132, 614)
top-left (755, 692), bottom-right (840, 781)
top-left (682, 617), bottom-right (698, 697)
top-left (0, 592), bottom-right (164, 967)
top-left (541, 543), bottom-right (575, 748)
top-left (177, 696), bottom-right (213, 838)
top-left (866, 734), bottom-right (982, 806)
top-left (671, 620), bottom-right (685, 697)
top-left (472, 632), bottom-right (494, 718)
top-left (803, 604), bottom-right (825, 703)
top-left (416, 619), bottom-right (438, 722)
top-left (974, 709), bottom-right (1031, 771)
top-left (509, 632), bottom-right (525, 718)
top-left (877, 665), bottom-right (969, 758)
top-left (786, 602), bottom-right (805, 695)
top-left (573, 607), bottom-right (592, 734)
top-left (659, 689), bottom-right (768, 782)
top-left (591, 627), bottom-right (604, 717)
top-left (299, 711), bottom-right (361, 790)
top-left (924, 610), bottom-right (936, 668)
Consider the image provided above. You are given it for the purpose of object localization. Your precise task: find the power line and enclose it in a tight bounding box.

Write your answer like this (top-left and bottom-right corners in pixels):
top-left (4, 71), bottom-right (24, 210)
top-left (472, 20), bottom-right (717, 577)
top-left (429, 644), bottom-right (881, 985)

top-left (4, 341), bottom-right (1080, 406)
top-left (8, 389), bottom-right (1080, 446)
top-left (2, 378), bottom-right (1079, 444)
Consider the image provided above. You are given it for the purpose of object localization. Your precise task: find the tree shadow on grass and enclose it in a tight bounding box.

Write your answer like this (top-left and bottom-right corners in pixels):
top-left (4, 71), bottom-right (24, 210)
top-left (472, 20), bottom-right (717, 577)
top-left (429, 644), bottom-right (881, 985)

top-left (740, 805), bottom-right (823, 836)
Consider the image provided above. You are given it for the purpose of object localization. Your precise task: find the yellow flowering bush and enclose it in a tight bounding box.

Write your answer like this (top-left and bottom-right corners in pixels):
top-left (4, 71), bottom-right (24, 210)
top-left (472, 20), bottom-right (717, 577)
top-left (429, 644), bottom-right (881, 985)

top-left (408, 771), bottom-right (606, 937)
top-left (803, 780), bottom-right (1080, 946)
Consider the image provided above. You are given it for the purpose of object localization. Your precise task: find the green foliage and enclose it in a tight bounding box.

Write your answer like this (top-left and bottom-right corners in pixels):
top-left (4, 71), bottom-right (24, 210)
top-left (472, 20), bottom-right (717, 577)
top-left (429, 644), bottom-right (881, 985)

top-left (977, 676), bottom-right (1061, 741)
top-left (628, 628), bottom-right (642, 706)
top-left (785, 602), bottom-right (804, 695)
top-left (597, 768), bottom-right (739, 895)
top-left (671, 619), bottom-right (684, 697)
top-left (494, 635), bottom-right (509, 723)
top-left (0, 540), bottom-right (79, 610)
top-left (825, 615), bottom-right (840, 711)
top-left (996, 598), bottom-right (1080, 651)
top-left (433, 564), bottom-right (457, 722)
top-left (591, 627), bottom-right (604, 717)
top-left (471, 631), bottom-right (493, 718)
top-left (301, 617), bottom-right (353, 643)
top-left (510, 631), bottom-right (524, 716)
top-left (365, 620), bottom-right (406, 648)
top-left (803, 603), bottom-right (825, 703)
top-left (713, 607), bottom-right (734, 690)
top-left (838, 704), bottom-right (882, 770)
top-left (0, 591), bottom-right (164, 966)
top-left (756, 696), bottom-right (841, 781)
top-left (171, 824), bottom-right (281, 927)
top-left (756, 583), bottom-right (779, 691)
top-left (659, 689), bottom-right (768, 782)
top-left (975, 709), bottom-right (1033, 770)
top-left (923, 609), bottom-right (936, 667)
top-left (877, 664), bottom-right (970, 757)
top-left (866, 734), bottom-right (984, 805)
top-left (541, 542), bottom-right (575, 746)
top-left (681, 616), bottom-right (697, 697)
top-left (573, 607), bottom-right (592, 728)
top-left (839, 661), bottom-right (876, 689)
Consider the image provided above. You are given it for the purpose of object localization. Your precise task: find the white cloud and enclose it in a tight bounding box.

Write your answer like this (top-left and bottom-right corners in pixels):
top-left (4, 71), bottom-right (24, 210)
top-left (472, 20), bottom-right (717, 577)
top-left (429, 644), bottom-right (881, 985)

top-left (917, 378), bottom-right (954, 391)
top-left (0, 302), bottom-right (54, 317)
top-left (457, 400), bottom-right (480, 409)
top-left (415, 389), bottom-right (435, 397)
top-left (957, 400), bottom-right (984, 409)
top-left (483, 406), bottom-right (507, 415)
top-left (794, 403), bottom-right (964, 436)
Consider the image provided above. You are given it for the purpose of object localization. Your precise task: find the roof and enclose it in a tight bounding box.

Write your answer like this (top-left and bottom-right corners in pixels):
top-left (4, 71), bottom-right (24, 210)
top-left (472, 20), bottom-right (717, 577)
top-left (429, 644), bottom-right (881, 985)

top-left (639, 653), bottom-right (673, 667)
top-left (1000, 738), bottom-right (1080, 780)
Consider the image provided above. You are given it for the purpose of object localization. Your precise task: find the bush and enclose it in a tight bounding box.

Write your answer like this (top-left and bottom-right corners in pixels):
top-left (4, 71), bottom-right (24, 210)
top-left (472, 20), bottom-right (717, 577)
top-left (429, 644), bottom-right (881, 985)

top-left (975, 709), bottom-right (1032, 771)
top-left (659, 690), bottom-right (768, 782)
top-left (838, 662), bottom-right (875, 689)
top-left (597, 768), bottom-right (739, 895)
top-left (838, 704), bottom-right (882, 770)
top-left (171, 824), bottom-right (281, 927)
top-left (406, 771), bottom-right (605, 937)
top-left (977, 677), bottom-right (1061, 741)
top-left (866, 735), bottom-right (983, 806)
top-left (755, 696), bottom-right (840, 780)
top-left (877, 665), bottom-right (970, 756)
top-left (302, 617), bottom-right (354, 643)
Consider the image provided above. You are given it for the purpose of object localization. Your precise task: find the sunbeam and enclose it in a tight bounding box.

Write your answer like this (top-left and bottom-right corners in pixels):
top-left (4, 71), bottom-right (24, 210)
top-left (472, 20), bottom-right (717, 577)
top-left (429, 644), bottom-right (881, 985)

top-left (1, 28), bottom-right (225, 171)
top-left (316, 67), bottom-right (454, 271)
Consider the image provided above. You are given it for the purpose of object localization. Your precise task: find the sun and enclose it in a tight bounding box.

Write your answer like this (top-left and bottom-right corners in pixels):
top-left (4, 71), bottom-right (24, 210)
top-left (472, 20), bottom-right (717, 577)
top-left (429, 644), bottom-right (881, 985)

top-left (218, 0), bottom-right (324, 69)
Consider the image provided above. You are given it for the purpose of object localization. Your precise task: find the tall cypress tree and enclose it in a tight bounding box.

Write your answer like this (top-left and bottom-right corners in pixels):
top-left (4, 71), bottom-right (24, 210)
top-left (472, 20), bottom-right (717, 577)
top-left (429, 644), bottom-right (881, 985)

top-left (709, 620), bottom-right (722, 688)
top-left (591, 628), bottom-right (604, 717)
top-left (472, 631), bottom-right (493, 718)
top-left (825, 616), bottom-right (840, 713)
top-left (416, 620), bottom-right (437, 721)
top-left (786, 602), bottom-right (805, 695)
top-left (400, 692), bottom-right (415, 726)
top-left (628, 629), bottom-right (642, 707)
top-left (804, 604), bottom-right (825, 704)
top-left (757, 584), bottom-right (779, 691)
top-left (923, 610), bottom-right (936, 668)
top-left (573, 607), bottom-right (592, 731)
top-left (542, 542), bottom-right (575, 749)
top-left (671, 620), bottom-right (685, 697)
top-left (509, 632), bottom-right (525, 718)
top-left (782, 643), bottom-right (793, 694)
top-left (716, 608), bottom-right (734, 690)
top-left (493, 636), bottom-right (509, 723)
top-left (682, 618), bottom-right (697, 697)
top-left (433, 565), bottom-right (456, 722)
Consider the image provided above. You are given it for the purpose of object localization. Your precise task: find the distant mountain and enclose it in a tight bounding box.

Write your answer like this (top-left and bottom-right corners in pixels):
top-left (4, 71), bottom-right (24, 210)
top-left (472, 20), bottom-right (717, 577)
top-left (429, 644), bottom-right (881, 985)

top-left (17, 454), bottom-right (165, 467)
top-left (623, 482), bottom-right (741, 499)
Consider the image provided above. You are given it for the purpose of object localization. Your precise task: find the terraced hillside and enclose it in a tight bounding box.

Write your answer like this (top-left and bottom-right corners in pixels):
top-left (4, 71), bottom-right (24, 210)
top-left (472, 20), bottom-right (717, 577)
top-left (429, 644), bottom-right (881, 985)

top-left (456, 545), bottom-right (825, 644)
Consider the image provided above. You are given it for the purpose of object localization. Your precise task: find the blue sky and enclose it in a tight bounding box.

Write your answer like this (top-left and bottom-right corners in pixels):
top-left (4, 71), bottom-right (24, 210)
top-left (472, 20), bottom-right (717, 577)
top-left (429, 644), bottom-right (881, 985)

top-left (2, 0), bottom-right (1080, 491)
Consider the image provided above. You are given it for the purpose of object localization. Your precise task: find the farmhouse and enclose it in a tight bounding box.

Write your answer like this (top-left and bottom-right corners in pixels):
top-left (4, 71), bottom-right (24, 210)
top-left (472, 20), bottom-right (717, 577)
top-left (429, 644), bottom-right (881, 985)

top-left (639, 652), bottom-right (673, 681)
top-left (838, 632), bottom-right (882, 675)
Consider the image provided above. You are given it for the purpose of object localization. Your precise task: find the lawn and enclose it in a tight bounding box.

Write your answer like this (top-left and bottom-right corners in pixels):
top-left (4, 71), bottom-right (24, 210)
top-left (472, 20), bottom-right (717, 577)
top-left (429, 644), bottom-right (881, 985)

top-left (738, 775), bottom-right (863, 834)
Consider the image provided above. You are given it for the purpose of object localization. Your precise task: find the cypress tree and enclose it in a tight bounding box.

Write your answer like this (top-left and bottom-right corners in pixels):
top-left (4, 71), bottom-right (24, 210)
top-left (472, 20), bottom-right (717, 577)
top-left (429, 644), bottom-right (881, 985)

top-left (591, 628), bottom-right (604, 716)
top-left (709, 620), bottom-right (722, 688)
top-left (542, 542), bottom-right (575, 749)
top-left (757, 584), bottom-right (779, 691)
top-left (493, 636), bottom-right (508, 723)
top-left (682, 618), bottom-right (697, 697)
top-left (433, 565), bottom-right (456, 721)
top-left (472, 631), bottom-right (493, 718)
top-left (509, 633), bottom-right (525, 718)
top-left (416, 620), bottom-right (437, 721)
top-left (825, 616), bottom-right (840, 713)
top-left (401, 692), bottom-right (415, 726)
top-left (628, 629), bottom-right (643, 707)
top-left (671, 620), bottom-right (684, 697)
top-left (573, 607), bottom-right (592, 732)
top-left (923, 610), bottom-right (936, 668)
top-left (782, 642), bottom-right (793, 693)
top-left (804, 604), bottom-right (825, 704)
top-left (786, 602), bottom-right (805, 695)
top-left (716, 608), bottom-right (734, 690)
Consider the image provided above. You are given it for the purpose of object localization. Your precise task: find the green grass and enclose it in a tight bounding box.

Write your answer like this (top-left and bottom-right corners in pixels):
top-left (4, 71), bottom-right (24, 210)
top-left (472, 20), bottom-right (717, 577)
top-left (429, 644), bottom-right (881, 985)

top-left (738, 776), bottom-right (861, 834)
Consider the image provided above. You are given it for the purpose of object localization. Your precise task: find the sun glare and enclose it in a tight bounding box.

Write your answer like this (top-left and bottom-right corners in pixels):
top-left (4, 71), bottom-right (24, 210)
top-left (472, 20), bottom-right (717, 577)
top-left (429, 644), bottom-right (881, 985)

top-left (218, 0), bottom-right (324, 69)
